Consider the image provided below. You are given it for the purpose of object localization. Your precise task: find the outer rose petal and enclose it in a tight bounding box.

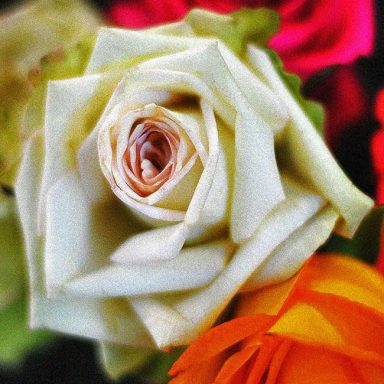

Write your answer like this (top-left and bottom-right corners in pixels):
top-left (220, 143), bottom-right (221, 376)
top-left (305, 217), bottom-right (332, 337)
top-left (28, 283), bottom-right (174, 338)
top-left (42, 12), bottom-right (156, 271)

top-left (169, 254), bottom-right (384, 383)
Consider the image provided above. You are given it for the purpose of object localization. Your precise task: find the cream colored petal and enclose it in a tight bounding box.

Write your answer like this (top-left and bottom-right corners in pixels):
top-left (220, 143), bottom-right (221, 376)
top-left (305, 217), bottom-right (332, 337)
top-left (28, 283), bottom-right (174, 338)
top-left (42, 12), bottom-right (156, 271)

top-left (164, 107), bottom-right (208, 164)
top-left (247, 45), bottom-right (373, 235)
top-left (184, 99), bottom-right (220, 226)
top-left (16, 136), bottom-right (150, 347)
top-left (130, 297), bottom-right (196, 349)
top-left (242, 206), bottom-right (338, 291)
top-left (136, 43), bottom-right (285, 241)
top-left (99, 343), bottom-right (154, 380)
top-left (78, 77), bottom-right (134, 205)
top-left (86, 28), bottom-right (201, 74)
top-left (130, 176), bottom-right (328, 348)
top-left (77, 127), bottom-right (113, 204)
top-left (145, 153), bottom-right (201, 208)
top-left (45, 171), bottom-right (92, 294)
top-left (147, 21), bottom-right (195, 37)
top-left (38, 73), bottom-right (118, 233)
top-left (137, 43), bottom-right (246, 120)
top-left (65, 240), bottom-right (229, 296)
top-left (118, 68), bottom-right (236, 127)
top-left (152, 154), bottom-right (203, 211)
top-left (45, 171), bottom-right (139, 297)
top-left (231, 114), bottom-right (285, 243)
top-left (185, 105), bottom-right (231, 244)
top-left (110, 223), bottom-right (187, 265)
top-left (217, 42), bottom-right (288, 135)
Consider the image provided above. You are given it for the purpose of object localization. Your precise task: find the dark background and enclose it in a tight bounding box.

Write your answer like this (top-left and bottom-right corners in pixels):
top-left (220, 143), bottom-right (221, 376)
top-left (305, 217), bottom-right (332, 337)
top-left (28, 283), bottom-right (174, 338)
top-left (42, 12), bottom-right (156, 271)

top-left (0, 0), bottom-right (383, 383)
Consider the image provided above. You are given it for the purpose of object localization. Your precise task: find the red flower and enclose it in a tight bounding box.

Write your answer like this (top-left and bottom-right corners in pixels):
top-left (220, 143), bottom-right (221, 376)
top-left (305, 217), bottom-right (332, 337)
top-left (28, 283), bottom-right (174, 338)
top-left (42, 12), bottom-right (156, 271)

top-left (267, 0), bottom-right (375, 79)
top-left (106, 0), bottom-right (189, 28)
top-left (372, 90), bottom-right (384, 273)
top-left (308, 66), bottom-right (368, 149)
top-left (106, 0), bottom-right (375, 79)
top-left (373, 90), bottom-right (384, 205)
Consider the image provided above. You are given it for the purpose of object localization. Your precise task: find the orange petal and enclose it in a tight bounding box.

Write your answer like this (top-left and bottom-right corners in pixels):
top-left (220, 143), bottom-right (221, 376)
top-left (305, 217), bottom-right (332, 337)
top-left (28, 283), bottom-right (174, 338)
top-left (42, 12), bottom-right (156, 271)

top-left (265, 339), bottom-right (292, 384)
top-left (169, 353), bottom-right (227, 384)
top-left (245, 336), bottom-right (282, 384)
top-left (169, 314), bottom-right (273, 375)
top-left (303, 254), bottom-right (384, 309)
top-left (237, 274), bottom-right (299, 317)
top-left (351, 359), bottom-right (384, 383)
top-left (270, 291), bottom-right (384, 364)
top-left (214, 346), bottom-right (257, 384)
top-left (277, 343), bottom-right (369, 384)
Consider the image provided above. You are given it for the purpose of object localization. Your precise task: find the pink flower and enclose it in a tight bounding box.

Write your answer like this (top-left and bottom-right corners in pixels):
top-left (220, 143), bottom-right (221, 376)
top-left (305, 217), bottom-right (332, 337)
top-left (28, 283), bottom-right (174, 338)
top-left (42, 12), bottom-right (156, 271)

top-left (106, 0), bottom-right (375, 79)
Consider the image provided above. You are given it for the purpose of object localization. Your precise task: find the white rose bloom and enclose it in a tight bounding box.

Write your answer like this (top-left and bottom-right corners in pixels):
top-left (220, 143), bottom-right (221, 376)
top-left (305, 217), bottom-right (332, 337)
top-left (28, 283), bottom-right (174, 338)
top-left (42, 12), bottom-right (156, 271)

top-left (16, 9), bottom-right (372, 377)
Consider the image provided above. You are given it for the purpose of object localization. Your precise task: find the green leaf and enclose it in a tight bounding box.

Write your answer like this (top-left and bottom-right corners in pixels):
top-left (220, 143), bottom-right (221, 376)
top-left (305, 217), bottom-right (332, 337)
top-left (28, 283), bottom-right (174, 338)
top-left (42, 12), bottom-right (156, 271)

top-left (140, 348), bottom-right (185, 384)
top-left (321, 206), bottom-right (384, 264)
top-left (186, 8), bottom-right (279, 55)
top-left (0, 194), bottom-right (24, 309)
top-left (0, 296), bottom-right (55, 365)
top-left (267, 50), bottom-right (325, 135)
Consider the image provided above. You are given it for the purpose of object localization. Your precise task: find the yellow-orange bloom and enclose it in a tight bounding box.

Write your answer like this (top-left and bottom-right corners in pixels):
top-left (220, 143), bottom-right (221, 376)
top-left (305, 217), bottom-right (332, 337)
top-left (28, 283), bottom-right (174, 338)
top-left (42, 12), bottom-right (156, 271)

top-left (169, 254), bottom-right (384, 383)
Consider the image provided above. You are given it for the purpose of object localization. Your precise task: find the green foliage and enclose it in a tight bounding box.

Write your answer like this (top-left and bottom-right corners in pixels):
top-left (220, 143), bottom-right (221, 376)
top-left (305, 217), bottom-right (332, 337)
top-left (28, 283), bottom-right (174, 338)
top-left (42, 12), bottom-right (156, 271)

top-left (139, 348), bottom-right (186, 384)
top-left (0, 194), bottom-right (24, 310)
top-left (322, 206), bottom-right (384, 264)
top-left (0, 297), bottom-right (54, 365)
top-left (267, 50), bottom-right (325, 135)
top-left (186, 8), bottom-right (279, 55)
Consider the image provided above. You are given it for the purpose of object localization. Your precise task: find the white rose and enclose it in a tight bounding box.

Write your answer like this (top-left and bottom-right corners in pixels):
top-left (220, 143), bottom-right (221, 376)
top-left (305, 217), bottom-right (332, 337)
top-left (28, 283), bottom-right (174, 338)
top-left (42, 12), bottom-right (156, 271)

top-left (16, 9), bottom-right (372, 377)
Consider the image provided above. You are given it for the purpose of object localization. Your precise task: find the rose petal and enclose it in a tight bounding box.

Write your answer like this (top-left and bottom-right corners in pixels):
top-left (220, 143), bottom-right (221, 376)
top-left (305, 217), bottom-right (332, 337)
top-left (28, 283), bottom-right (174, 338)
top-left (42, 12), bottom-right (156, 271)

top-left (110, 223), bottom-right (187, 265)
top-left (16, 136), bottom-right (151, 347)
top-left (129, 175), bottom-right (327, 348)
top-left (137, 43), bottom-right (285, 241)
top-left (243, 206), bottom-right (338, 290)
top-left (99, 343), bottom-right (155, 380)
top-left (45, 171), bottom-right (138, 297)
top-left (65, 240), bottom-right (230, 296)
top-left (38, 73), bottom-right (119, 233)
top-left (247, 45), bottom-right (373, 235)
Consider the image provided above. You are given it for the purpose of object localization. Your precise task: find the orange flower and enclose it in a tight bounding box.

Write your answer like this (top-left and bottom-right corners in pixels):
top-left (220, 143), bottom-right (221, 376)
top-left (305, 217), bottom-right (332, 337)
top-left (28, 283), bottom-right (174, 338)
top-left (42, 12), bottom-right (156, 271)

top-left (169, 254), bottom-right (384, 383)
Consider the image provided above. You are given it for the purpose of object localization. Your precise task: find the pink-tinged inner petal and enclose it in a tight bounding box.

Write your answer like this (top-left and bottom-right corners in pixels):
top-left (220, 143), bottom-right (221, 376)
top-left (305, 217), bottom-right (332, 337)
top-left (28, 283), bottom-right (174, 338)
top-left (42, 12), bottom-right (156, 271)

top-left (124, 120), bottom-right (180, 196)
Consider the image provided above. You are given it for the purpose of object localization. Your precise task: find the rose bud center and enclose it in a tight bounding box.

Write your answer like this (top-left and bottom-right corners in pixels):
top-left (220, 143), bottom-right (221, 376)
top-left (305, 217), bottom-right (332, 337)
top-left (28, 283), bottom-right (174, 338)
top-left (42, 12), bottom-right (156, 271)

top-left (123, 121), bottom-right (180, 196)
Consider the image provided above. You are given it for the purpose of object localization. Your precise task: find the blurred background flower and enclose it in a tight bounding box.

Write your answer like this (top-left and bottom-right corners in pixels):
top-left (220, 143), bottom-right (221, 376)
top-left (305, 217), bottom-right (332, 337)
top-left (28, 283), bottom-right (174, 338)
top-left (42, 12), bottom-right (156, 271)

top-left (0, 0), bottom-right (100, 188)
top-left (372, 90), bottom-right (384, 273)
